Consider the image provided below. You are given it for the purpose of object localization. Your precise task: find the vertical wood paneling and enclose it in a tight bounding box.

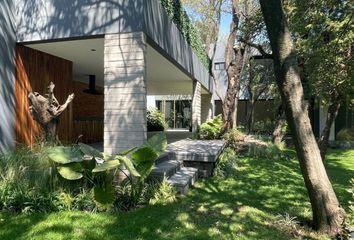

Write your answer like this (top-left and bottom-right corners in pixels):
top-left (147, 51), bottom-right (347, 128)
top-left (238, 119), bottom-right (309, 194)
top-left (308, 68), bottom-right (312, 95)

top-left (15, 44), bottom-right (73, 145)
top-left (72, 81), bottom-right (104, 143)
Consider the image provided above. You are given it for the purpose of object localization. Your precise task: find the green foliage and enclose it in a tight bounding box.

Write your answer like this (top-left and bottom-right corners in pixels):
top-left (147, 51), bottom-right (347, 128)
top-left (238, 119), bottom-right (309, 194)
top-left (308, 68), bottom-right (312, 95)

top-left (148, 179), bottom-right (177, 205)
top-left (57, 163), bottom-right (83, 180)
top-left (252, 119), bottom-right (275, 134)
top-left (0, 133), bottom-right (167, 213)
top-left (48, 146), bottom-right (82, 164)
top-left (2, 149), bottom-right (352, 239)
top-left (287, 0), bottom-right (353, 105)
top-left (147, 108), bottom-right (167, 132)
top-left (348, 178), bottom-right (354, 225)
top-left (160, 0), bottom-right (210, 69)
top-left (223, 128), bottom-right (246, 149)
top-left (247, 141), bottom-right (287, 160)
top-left (144, 131), bottom-right (168, 155)
top-left (214, 148), bottom-right (237, 178)
top-left (92, 160), bottom-right (120, 173)
top-left (93, 184), bottom-right (115, 207)
top-left (336, 128), bottom-right (354, 141)
top-left (198, 115), bottom-right (223, 140)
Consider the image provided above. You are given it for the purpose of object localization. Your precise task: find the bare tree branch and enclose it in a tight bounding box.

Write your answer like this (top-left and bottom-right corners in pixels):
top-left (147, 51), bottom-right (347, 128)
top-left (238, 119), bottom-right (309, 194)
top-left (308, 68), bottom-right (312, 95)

top-left (240, 37), bottom-right (273, 58)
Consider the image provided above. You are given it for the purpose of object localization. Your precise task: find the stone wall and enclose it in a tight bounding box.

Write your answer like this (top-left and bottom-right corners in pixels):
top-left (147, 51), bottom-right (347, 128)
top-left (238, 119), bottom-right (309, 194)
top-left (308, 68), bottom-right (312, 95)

top-left (104, 32), bottom-right (147, 154)
top-left (201, 93), bottom-right (213, 123)
top-left (192, 80), bottom-right (201, 133)
top-left (0, 0), bottom-right (16, 153)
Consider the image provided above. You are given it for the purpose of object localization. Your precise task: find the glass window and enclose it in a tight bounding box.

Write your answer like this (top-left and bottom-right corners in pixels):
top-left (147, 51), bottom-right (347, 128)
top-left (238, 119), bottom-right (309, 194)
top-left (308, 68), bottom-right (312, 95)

top-left (214, 62), bottom-right (225, 70)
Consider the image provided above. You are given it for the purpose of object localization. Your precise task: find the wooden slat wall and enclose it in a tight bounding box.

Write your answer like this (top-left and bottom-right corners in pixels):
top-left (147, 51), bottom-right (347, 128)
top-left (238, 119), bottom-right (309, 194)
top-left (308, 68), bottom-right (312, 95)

top-left (15, 44), bottom-right (74, 145)
top-left (74, 119), bottom-right (104, 143)
top-left (72, 81), bottom-right (104, 143)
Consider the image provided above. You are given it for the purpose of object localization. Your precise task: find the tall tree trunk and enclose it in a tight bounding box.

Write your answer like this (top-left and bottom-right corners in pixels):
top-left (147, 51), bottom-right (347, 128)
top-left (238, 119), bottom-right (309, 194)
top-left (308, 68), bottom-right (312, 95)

top-left (259, 0), bottom-right (345, 235)
top-left (318, 101), bottom-right (341, 161)
top-left (222, 0), bottom-right (244, 133)
top-left (246, 100), bottom-right (255, 134)
top-left (272, 106), bottom-right (286, 144)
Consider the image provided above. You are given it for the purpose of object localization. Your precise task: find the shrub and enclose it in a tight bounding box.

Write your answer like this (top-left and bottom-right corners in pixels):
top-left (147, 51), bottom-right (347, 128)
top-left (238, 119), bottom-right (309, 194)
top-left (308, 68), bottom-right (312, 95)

top-left (0, 133), bottom-right (168, 213)
top-left (214, 147), bottom-right (237, 178)
top-left (336, 128), bottom-right (354, 141)
top-left (252, 119), bottom-right (274, 134)
top-left (247, 141), bottom-right (286, 160)
top-left (148, 179), bottom-right (176, 205)
top-left (199, 115), bottom-right (223, 140)
top-left (223, 128), bottom-right (246, 149)
top-left (47, 132), bottom-right (168, 210)
top-left (147, 108), bottom-right (167, 132)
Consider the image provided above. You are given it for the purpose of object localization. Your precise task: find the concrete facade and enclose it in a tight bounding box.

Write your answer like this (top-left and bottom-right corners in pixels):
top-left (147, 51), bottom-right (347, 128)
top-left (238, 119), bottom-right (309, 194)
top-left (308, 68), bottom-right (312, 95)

top-left (1, 0), bottom-right (213, 154)
top-left (201, 94), bottom-right (213, 123)
top-left (0, 0), bottom-right (16, 153)
top-left (192, 81), bottom-right (201, 133)
top-left (104, 33), bottom-right (147, 154)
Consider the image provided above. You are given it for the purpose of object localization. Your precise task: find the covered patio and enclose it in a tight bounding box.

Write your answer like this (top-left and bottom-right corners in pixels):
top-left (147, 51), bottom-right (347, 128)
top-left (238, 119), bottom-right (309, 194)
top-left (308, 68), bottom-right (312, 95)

top-left (16, 33), bottom-right (212, 154)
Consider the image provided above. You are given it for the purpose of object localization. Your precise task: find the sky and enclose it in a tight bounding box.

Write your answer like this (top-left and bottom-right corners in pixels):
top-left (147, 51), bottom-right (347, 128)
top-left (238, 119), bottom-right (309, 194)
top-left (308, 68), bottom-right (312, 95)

top-left (220, 13), bottom-right (232, 35)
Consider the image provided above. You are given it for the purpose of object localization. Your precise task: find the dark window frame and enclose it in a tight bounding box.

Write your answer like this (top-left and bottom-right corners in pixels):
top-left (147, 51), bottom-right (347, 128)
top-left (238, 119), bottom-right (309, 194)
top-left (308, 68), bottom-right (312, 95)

top-left (214, 62), bottom-right (226, 70)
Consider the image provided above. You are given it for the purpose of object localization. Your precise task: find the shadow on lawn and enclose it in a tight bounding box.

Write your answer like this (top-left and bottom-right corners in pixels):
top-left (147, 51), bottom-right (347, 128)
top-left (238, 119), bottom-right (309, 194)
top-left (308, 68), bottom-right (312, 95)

top-left (1, 149), bottom-right (352, 240)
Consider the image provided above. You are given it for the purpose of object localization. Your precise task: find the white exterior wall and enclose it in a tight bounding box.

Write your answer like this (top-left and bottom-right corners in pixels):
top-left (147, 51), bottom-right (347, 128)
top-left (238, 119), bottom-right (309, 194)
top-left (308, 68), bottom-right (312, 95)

top-left (192, 80), bottom-right (201, 133)
top-left (104, 32), bottom-right (147, 154)
top-left (201, 94), bottom-right (213, 123)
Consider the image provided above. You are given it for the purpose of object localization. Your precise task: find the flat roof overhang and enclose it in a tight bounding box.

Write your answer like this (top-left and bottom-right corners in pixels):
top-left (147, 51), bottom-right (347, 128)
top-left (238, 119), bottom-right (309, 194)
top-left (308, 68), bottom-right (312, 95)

top-left (15, 0), bottom-right (212, 94)
top-left (26, 38), bottom-right (210, 96)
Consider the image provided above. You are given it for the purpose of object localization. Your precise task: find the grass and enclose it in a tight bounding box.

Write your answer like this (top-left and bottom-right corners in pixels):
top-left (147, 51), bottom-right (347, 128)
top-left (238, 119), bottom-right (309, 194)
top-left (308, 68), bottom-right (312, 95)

top-left (0, 149), bottom-right (353, 240)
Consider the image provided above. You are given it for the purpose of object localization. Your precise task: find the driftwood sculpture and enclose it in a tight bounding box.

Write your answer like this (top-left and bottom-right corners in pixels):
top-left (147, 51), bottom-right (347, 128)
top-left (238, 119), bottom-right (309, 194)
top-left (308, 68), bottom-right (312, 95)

top-left (28, 82), bottom-right (74, 143)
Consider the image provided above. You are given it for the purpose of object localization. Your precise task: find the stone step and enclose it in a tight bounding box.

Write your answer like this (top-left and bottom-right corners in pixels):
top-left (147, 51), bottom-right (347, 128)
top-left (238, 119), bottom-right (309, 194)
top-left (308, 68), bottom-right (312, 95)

top-left (149, 159), bottom-right (182, 181)
top-left (167, 167), bottom-right (198, 195)
top-left (155, 152), bottom-right (169, 164)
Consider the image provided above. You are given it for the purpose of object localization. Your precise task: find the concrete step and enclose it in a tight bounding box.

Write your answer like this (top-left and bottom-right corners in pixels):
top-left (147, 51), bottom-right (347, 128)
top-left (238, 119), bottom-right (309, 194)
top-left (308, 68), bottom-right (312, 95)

top-left (149, 159), bottom-right (182, 181)
top-left (155, 152), bottom-right (169, 164)
top-left (167, 167), bottom-right (198, 195)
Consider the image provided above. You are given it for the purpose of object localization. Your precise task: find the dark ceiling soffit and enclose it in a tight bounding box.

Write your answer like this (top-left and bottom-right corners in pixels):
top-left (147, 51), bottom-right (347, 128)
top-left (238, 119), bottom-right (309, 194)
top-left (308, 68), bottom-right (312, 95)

top-left (17, 34), bottom-right (105, 45)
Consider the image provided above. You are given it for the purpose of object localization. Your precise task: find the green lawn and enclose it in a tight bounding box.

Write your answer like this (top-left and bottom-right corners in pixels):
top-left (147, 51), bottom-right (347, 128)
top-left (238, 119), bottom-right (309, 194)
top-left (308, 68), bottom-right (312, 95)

top-left (0, 149), bottom-right (353, 240)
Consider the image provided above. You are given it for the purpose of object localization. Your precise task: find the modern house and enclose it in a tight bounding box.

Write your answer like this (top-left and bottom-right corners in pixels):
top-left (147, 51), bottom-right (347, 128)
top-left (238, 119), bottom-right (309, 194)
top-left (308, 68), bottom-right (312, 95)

top-left (0, 0), bottom-right (214, 154)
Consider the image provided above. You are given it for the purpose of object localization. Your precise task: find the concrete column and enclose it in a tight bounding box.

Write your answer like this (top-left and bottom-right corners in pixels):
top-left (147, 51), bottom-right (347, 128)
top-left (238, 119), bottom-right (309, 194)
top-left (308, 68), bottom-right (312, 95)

top-left (104, 32), bottom-right (147, 155)
top-left (0, 0), bottom-right (16, 153)
top-left (192, 80), bottom-right (201, 133)
top-left (201, 93), bottom-right (213, 123)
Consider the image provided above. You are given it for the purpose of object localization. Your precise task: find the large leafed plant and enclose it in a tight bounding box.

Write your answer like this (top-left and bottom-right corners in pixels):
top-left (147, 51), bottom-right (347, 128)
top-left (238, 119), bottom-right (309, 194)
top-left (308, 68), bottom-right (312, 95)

top-left (47, 133), bottom-right (167, 206)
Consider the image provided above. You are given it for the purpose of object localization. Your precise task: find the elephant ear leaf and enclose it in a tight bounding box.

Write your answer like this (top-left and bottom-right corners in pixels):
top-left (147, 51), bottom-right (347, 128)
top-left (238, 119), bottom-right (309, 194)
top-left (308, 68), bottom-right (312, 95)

top-left (144, 132), bottom-right (167, 155)
top-left (117, 156), bottom-right (140, 177)
top-left (93, 184), bottom-right (115, 205)
top-left (92, 160), bottom-right (120, 173)
top-left (131, 147), bottom-right (159, 178)
top-left (48, 146), bottom-right (83, 164)
top-left (118, 147), bottom-right (137, 156)
top-left (78, 143), bottom-right (103, 159)
top-left (57, 163), bottom-right (83, 180)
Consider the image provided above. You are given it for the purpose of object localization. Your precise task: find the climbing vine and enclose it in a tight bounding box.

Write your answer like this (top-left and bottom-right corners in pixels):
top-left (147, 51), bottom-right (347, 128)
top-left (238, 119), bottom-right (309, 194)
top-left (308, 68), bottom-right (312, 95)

top-left (160, 0), bottom-right (210, 69)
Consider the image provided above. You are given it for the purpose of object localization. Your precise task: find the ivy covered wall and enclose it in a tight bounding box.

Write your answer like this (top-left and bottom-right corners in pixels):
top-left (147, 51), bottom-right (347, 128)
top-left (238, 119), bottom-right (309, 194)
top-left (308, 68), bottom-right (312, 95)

top-left (160, 0), bottom-right (210, 69)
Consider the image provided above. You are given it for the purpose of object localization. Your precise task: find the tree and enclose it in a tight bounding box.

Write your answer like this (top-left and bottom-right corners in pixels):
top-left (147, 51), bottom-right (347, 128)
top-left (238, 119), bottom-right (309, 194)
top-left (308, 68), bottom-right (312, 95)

top-left (28, 82), bottom-right (74, 143)
top-left (243, 57), bottom-right (276, 133)
top-left (182, 0), bottom-right (226, 101)
top-left (259, 0), bottom-right (345, 235)
top-left (183, 0), bottom-right (254, 132)
top-left (286, 0), bottom-right (354, 160)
